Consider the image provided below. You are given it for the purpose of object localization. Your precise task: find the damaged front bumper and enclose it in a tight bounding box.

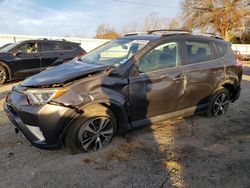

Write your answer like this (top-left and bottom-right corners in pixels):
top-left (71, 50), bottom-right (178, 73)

top-left (4, 89), bottom-right (76, 149)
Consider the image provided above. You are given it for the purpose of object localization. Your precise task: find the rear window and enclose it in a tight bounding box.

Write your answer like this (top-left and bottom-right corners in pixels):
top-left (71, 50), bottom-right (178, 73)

top-left (185, 40), bottom-right (213, 64)
top-left (62, 43), bottom-right (76, 50)
top-left (215, 41), bottom-right (227, 58)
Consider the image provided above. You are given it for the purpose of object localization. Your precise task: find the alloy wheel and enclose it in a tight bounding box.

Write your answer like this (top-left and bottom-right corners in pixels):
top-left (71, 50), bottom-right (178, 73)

top-left (0, 69), bottom-right (6, 83)
top-left (212, 93), bottom-right (230, 116)
top-left (77, 117), bottom-right (114, 151)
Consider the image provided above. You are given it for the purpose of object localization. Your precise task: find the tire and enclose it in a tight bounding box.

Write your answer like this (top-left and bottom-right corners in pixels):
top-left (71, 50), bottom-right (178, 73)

top-left (65, 105), bottom-right (117, 154)
top-left (207, 87), bottom-right (230, 117)
top-left (0, 66), bottom-right (7, 84)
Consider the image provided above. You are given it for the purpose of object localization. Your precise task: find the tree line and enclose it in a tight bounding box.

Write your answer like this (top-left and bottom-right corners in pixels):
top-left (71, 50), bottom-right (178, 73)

top-left (95, 0), bottom-right (250, 43)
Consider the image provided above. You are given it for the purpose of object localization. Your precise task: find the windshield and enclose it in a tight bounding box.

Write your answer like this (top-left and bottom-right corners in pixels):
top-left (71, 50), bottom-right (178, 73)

top-left (0, 42), bottom-right (20, 52)
top-left (80, 38), bottom-right (149, 66)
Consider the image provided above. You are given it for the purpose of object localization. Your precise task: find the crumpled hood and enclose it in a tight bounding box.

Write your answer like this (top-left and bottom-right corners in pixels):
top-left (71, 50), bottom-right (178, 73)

top-left (22, 60), bottom-right (106, 87)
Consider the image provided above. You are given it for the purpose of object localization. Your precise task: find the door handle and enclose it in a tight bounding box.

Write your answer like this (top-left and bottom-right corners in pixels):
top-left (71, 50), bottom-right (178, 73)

top-left (172, 76), bottom-right (186, 81)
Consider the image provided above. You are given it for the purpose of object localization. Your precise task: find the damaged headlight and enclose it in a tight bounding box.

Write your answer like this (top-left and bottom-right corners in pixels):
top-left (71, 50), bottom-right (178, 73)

top-left (26, 88), bottom-right (68, 104)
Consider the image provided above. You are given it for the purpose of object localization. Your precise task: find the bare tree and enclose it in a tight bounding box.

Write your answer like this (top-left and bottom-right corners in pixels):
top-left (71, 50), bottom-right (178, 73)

top-left (181, 0), bottom-right (249, 40)
top-left (120, 21), bottom-right (138, 35)
top-left (95, 24), bottom-right (120, 39)
top-left (143, 12), bottom-right (169, 31)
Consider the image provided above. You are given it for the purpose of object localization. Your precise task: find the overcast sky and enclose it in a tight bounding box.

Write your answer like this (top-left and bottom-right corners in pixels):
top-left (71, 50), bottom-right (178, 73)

top-left (0, 0), bottom-right (182, 37)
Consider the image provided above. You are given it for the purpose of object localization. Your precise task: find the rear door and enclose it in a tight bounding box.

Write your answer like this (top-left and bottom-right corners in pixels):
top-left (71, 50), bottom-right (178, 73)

top-left (179, 38), bottom-right (224, 111)
top-left (128, 39), bottom-right (187, 122)
top-left (40, 41), bottom-right (62, 70)
top-left (10, 41), bottom-right (42, 77)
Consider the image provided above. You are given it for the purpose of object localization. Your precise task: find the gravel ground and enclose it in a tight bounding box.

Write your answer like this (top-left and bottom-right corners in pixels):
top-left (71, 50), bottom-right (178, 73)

top-left (0, 64), bottom-right (250, 188)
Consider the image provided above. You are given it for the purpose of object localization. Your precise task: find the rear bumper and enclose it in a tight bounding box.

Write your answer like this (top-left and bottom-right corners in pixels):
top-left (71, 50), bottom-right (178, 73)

top-left (4, 91), bottom-right (76, 149)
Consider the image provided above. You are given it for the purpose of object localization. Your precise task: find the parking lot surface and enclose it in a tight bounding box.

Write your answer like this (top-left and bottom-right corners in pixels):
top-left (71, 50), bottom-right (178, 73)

top-left (0, 64), bottom-right (250, 188)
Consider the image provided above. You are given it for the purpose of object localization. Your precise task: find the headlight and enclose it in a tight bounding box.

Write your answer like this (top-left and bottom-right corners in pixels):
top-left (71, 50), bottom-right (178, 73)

top-left (26, 88), bottom-right (68, 104)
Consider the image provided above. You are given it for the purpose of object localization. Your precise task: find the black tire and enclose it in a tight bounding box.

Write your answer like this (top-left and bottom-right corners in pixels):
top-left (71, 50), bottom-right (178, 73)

top-left (65, 105), bottom-right (117, 154)
top-left (207, 87), bottom-right (230, 117)
top-left (0, 66), bottom-right (7, 84)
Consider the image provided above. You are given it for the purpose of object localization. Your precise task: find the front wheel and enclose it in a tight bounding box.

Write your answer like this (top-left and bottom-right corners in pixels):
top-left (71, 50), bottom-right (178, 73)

top-left (65, 105), bottom-right (117, 154)
top-left (207, 88), bottom-right (230, 117)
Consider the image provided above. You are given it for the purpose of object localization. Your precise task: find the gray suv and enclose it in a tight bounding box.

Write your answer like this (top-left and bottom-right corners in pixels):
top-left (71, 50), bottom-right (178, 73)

top-left (4, 30), bottom-right (242, 153)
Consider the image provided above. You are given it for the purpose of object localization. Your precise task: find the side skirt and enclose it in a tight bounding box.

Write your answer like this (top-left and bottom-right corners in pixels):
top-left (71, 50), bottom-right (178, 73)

top-left (131, 104), bottom-right (208, 128)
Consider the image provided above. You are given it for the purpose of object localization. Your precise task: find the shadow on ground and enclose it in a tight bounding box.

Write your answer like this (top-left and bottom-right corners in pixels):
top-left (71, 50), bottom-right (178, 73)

top-left (0, 67), bottom-right (249, 187)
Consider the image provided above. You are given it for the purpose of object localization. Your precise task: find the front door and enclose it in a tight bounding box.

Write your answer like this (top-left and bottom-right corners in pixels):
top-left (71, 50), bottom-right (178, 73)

top-left (129, 40), bottom-right (186, 123)
top-left (10, 42), bottom-right (41, 78)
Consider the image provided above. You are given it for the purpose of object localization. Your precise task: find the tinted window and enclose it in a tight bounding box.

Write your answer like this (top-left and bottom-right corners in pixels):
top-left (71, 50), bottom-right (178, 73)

top-left (41, 42), bottom-right (57, 52)
top-left (62, 43), bottom-right (75, 50)
top-left (41, 42), bottom-right (76, 52)
top-left (215, 41), bottom-right (227, 57)
top-left (186, 40), bottom-right (212, 64)
top-left (139, 42), bottom-right (180, 73)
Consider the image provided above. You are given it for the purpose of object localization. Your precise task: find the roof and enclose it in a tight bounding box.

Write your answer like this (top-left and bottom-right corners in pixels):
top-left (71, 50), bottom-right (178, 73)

top-left (119, 34), bottom-right (161, 41)
top-left (19, 39), bottom-right (79, 44)
top-left (122, 29), bottom-right (225, 42)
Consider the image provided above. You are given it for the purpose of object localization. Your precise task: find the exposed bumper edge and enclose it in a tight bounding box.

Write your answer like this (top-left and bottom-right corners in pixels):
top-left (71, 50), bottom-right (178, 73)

top-left (4, 102), bottom-right (59, 149)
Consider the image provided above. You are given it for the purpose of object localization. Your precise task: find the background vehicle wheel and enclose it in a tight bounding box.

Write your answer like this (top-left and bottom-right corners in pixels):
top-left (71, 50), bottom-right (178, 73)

top-left (65, 105), bottom-right (117, 154)
top-left (207, 88), bottom-right (230, 117)
top-left (0, 66), bottom-right (7, 84)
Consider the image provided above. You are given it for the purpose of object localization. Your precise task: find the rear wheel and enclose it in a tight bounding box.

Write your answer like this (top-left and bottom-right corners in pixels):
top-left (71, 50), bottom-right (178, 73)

top-left (65, 105), bottom-right (117, 154)
top-left (207, 88), bottom-right (230, 117)
top-left (0, 66), bottom-right (7, 84)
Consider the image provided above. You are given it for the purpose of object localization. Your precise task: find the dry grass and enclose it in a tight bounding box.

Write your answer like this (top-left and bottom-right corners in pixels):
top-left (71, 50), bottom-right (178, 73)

top-left (106, 139), bottom-right (143, 162)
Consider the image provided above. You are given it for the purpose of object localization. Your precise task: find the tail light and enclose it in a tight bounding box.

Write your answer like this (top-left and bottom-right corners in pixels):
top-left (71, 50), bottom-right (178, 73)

top-left (79, 50), bottom-right (86, 56)
top-left (236, 59), bottom-right (244, 66)
top-left (234, 51), bottom-right (243, 67)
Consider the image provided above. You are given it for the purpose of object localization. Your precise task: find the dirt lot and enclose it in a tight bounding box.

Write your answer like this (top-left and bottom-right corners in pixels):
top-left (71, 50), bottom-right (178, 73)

top-left (0, 64), bottom-right (250, 188)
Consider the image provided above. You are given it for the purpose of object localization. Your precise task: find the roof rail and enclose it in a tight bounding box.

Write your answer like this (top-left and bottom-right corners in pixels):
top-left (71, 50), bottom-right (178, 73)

top-left (147, 29), bottom-right (192, 34)
top-left (124, 32), bottom-right (148, 36)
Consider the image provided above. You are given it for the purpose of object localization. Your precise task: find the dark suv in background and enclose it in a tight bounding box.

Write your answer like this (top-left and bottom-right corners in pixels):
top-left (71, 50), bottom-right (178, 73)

top-left (0, 39), bottom-right (86, 84)
top-left (4, 30), bottom-right (242, 153)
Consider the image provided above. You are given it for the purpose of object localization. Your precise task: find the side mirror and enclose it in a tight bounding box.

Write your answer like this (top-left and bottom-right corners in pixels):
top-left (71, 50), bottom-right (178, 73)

top-left (13, 50), bottom-right (22, 57)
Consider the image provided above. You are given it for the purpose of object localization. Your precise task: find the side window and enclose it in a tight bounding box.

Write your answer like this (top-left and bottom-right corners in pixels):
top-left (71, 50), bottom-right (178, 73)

top-left (185, 40), bottom-right (212, 64)
top-left (41, 42), bottom-right (76, 52)
top-left (138, 42), bottom-right (180, 73)
top-left (41, 42), bottom-right (57, 52)
top-left (18, 42), bottom-right (38, 53)
top-left (215, 41), bottom-right (227, 57)
top-left (62, 43), bottom-right (75, 51)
